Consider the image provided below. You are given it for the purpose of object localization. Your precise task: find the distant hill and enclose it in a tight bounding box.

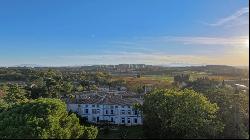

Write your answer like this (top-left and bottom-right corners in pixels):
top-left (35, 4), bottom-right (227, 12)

top-left (12, 64), bottom-right (44, 67)
top-left (234, 66), bottom-right (249, 70)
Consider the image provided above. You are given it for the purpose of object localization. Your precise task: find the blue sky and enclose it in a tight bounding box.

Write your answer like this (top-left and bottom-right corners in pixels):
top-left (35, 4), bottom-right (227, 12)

top-left (0, 0), bottom-right (249, 66)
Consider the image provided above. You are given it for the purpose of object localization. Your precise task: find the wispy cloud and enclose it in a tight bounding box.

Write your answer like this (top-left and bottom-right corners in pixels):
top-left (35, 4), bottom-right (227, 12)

top-left (52, 53), bottom-right (211, 65)
top-left (161, 36), bottom-right (248, 46)
top-left (42, 50), bottom-right (248, 66)
top-left (204, 7), bottom-right (249, 27)
top-left (111, 36), bottom-right (248, 48)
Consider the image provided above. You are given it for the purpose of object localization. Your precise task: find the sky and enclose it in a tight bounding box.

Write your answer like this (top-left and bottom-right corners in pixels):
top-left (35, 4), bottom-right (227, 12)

top-left (0, 0), bottom-right (249, 66)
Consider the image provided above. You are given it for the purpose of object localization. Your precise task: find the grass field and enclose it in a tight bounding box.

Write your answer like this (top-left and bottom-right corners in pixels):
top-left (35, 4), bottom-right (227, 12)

top-left (111, 73), bottom-right (241, 92)
top-left (112, 75), bottom-right (173, 92)
top-left (112, 74), bottom-right (174, 83)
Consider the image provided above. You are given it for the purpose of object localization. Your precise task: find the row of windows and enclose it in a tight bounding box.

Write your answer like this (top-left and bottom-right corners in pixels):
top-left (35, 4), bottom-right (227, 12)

top-left (84, 109), bottom-right (138, 115)
top-left (81, 104), bottom-right (131, 108)
top-left (121, 117), bottom-right (138, 124)
top-left (90, 117), bottom-right (138, 124)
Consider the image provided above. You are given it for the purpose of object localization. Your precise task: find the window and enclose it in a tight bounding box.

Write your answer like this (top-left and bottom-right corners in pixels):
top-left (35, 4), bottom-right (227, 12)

top-left (92, 109), bottom-right (97, 114)
top-left (97, 104), bottom-right (100, 108)
top-left (111, 110), bottom-right (114, 114)
top-left (134, 118), bottom-right (137, 123)
top-left (122, 105), bottom-right (125, 108)
top-left (92, 104), bottom-right (95, 107)
top-left (128, 110), bottom-right (131, 115)
top-left (106, 110), bottom-right (108, 114)
top-left (115, 106), bottom-right (118, 108)
top-left (111, 117), bottom-right (113, 122)
top-left (97, 117), bottom-right (99, 122)
top-left (92, 117), bottom-right (96, 121)
top-left (85, 109), bottom-right (88, 114)
top-left (134, 110), bottom-right (138, 115)
top-left (110, 105), bottom-right (114, 109)
top-left (121, 110), bottom-right (125, 115)
top-left (85, 104), bottom-right (88, 107)
top-left (96, 109), bottom-right (100, 114)
top-left (121, 118), bottom-right (125, 123)
top-left (127, 118), bottom-right (131, 123)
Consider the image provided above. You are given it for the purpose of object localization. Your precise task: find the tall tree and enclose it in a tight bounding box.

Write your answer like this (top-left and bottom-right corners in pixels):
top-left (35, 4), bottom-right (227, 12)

top-left (0, 98), bottom-right (98, 139)
top-left (197, 86), bottom-right (249, 139)
top-left (141, 89), bottom-right (224, 139)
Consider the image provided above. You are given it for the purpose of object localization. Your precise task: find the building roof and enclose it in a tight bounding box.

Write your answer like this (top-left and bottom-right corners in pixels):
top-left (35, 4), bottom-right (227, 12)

top-left (66, 93), bottom-right (143, 106)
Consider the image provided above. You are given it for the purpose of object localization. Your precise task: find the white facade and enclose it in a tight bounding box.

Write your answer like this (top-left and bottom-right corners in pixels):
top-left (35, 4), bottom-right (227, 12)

top-left (67, 103), bottom-right (143, 125)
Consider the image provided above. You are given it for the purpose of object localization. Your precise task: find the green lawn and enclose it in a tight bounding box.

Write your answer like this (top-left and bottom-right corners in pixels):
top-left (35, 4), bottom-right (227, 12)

top-left (97, 125), bottom-right (144, 139)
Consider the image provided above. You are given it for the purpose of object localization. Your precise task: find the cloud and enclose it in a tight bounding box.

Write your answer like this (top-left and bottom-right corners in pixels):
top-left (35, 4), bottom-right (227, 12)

top-left (2, 52), bottom-right (247, 67)
top-left (205, 7), bottom-right (249, 27)
top-left (45, 50), bottom-right (248, 66)
top-left (161, 36), bottom-right (248, 47)
top-left (54, 34), bottom-right (248, 66)
top-left (53, 53), bottom-right (211, 65)
top-left (111, 35), bottom-right (248, 48)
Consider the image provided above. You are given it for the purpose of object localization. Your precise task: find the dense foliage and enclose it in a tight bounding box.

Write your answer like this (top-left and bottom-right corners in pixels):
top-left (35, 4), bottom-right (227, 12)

top-left (141, 89), bottom-right (224, 139)
top-left (3, 84), bottom-right (28, 104)
top-left (187, 79), bottom-right (249, 139)
top-left (0, 98), bottom-right (98, 139)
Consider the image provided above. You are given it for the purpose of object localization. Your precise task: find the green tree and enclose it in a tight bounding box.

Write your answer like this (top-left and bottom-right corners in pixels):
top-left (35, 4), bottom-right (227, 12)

top-left (90, 84), bottom-right (98, 91)
top-left (0, 83), bottom-right (9, 94)
top-left (61, 81), bottom-right (73, 94)
top-left (81, 126), bottom-right (98, 139)
top-left (188, 78), bottom-right (249, 139)
top-left (45, 77), bottom-right (58, 97)
top-left (76, 84), bottom-right (84, 92)
top-left (3, 84), bottom-right (28, 104)
top-left (25, 77), bottom-right (48, 99)
top-left (141, 89), bottom-right (224, 139)
top-left (28, 84), bottom-right (48, 99)
top-left (0, 99), bottom-right (9, 113)
top-left (0, 98), bottom-right (98, 139)
top-left (80, 80), bottom-right (89, 91)
top-left (198, 86), bottom-right (249, 139)
top-left (43, 69), bottom-right (63, 98)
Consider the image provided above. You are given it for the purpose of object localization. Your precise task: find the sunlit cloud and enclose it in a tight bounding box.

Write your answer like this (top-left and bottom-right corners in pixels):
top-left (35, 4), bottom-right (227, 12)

top-left (48, 53), bottom-right (212, 65)
top-left (111, 36), bottom-right (249, 48)
top-left (2, 48), bottom-right (248, 67)
top-left (161, 36), bottom-right (248, 47)
top-left (41, 49), bottom-right (247, 66)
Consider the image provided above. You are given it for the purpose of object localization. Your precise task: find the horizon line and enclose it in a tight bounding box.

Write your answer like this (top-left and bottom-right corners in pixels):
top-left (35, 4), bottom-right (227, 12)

top-left (0, 64), bottom-right (248, 68)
